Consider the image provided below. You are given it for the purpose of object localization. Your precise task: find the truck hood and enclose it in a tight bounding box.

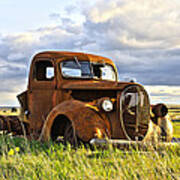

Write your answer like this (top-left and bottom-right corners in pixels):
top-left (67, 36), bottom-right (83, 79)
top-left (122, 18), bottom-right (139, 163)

top-left (61, 80), bottom-right (140, 90)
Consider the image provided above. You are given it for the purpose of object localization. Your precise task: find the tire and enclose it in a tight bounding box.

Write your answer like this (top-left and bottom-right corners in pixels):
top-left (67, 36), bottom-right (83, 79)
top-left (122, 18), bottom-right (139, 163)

top-left (63, 121), bottom-right (78, 147)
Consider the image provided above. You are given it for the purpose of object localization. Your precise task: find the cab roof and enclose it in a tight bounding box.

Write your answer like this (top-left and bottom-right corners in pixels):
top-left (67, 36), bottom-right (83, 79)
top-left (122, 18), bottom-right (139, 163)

top-left (33, 51), bottom-right (116, 68)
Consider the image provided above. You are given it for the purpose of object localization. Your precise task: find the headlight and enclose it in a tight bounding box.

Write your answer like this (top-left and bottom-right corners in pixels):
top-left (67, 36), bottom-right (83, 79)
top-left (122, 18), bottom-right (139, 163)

top-left (101, 99), bottom-right (113, 112)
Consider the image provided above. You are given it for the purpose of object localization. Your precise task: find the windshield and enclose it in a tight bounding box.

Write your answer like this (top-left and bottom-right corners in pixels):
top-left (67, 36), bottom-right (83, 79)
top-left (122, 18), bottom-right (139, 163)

top-left (61, 60), bottom-right (116, 81)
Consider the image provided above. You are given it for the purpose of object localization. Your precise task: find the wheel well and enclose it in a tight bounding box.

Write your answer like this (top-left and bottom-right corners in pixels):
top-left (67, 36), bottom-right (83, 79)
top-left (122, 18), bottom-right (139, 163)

top-left (50, 115), bottom-right (71, 141)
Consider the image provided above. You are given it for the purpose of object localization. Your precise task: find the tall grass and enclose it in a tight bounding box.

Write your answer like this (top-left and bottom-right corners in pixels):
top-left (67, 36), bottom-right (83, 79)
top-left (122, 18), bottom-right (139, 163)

top-left (0, 135), bottom-right (179, 180)
top-left (173, 122), bottom-right (180, 138)
top-left (0, 107), bottom-right (179, 179)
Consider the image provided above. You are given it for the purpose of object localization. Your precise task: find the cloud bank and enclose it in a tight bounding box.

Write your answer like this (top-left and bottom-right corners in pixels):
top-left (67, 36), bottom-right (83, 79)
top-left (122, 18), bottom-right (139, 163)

top-left (0, 0), bottom-right (180, 105)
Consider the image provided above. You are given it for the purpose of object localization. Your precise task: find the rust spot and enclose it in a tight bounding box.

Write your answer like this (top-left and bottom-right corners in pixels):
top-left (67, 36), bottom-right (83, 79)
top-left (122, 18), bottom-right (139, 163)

top-left (94, 128), bottom-right (103, 138)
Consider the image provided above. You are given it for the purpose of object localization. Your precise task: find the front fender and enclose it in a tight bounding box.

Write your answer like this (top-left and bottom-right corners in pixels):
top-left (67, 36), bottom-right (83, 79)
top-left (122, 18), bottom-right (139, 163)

top-left (43, 100), bottom-right (111, 142)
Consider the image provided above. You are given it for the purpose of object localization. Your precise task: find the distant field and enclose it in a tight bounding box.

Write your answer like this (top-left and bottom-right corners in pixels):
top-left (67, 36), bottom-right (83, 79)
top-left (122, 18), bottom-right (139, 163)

top-left (167, 105), bottom-right (180, 138)
top-left (167, 104), bottom-right (180, 120)
top-left (0, 107), bottom-right (20, 116)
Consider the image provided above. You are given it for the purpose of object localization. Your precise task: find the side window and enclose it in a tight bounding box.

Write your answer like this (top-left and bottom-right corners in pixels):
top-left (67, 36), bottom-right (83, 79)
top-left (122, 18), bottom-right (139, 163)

top-left (34, 60), bottom-right (54, 81)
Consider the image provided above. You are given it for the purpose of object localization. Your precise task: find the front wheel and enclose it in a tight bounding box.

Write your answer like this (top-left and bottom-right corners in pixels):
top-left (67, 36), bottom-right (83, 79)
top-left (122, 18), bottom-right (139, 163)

top-left (63, 121), bottom-right (78, 146)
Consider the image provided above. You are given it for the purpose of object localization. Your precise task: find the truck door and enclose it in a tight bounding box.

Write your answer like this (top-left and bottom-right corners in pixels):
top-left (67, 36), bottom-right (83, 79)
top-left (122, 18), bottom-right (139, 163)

top-left (28, 59), bottom-right (56, 135)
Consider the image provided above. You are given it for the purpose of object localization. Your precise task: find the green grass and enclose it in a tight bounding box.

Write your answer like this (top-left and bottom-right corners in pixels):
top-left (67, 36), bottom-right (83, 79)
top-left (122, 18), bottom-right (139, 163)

top-left (168, 104), bottom-right (180, 120)
top-left (0, 107), bottom-right (179, 179)
top-left (173, 122), bottom-right (180, 138)
top-left (0, 135), bottom-right (179, 180)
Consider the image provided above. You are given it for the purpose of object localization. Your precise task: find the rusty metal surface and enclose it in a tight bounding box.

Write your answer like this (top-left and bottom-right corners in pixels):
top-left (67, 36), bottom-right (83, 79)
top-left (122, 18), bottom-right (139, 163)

top-left (22, 51), bottom-right (120, 140)
top-left (13, 51), bottom-right (169, 144)
top-left (33, 51), bottom-right (116, 69)
top-left (25, 52), bottom-right (117, 136)
top-left (61, 81), bottom-right (134, 90)
top-left (43, 100), bottom-right (111, 142)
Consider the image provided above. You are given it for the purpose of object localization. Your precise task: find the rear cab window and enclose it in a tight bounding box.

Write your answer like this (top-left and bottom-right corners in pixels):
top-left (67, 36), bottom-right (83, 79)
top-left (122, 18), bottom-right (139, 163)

top-left (33, 60), bottom-right (54, 81)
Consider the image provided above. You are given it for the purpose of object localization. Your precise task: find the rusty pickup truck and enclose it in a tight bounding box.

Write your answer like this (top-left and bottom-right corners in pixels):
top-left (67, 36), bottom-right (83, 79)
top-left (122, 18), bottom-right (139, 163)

top-left (0, 51), bottom-right (173, 146)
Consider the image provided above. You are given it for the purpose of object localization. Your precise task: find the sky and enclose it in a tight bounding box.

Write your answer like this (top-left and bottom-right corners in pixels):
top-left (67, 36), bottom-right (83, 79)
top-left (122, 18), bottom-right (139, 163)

top-left (0, 0), bottom-right (180, 106)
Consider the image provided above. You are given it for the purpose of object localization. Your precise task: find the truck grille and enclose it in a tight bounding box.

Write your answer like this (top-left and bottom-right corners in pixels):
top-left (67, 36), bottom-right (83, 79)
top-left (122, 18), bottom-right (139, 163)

top-left (119, 85), bottom-right (150, 141)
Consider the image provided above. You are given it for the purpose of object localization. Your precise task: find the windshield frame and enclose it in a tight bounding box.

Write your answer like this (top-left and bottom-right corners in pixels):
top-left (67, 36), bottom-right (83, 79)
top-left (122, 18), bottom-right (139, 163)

top-left (59, 59), bottom-right (117, 81)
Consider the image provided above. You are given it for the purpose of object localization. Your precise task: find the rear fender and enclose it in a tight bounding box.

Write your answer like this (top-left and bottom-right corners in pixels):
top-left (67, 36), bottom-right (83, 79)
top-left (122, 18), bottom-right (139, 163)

top-left (43, 100), bottom-right (111, 142)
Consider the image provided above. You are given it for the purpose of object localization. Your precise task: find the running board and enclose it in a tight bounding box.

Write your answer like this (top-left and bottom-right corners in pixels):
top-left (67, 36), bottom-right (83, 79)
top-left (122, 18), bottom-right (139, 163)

top-left (90, 138), bottom-right (180, 149)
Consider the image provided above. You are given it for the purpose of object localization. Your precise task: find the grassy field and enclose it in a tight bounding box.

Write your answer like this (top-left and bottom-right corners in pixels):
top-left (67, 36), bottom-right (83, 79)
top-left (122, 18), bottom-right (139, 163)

top-left (173, 122), bottom-right (180, 138)
top-left (0, 107), bottom-right (20, 116)
top-left (0, 135), bottom-right (179, 180)
top-left (167, 104), bottom-right (180, 138)
top-left (0, 107), bottom-right (180, 179)
top-left (167, 104), bottom-right (180, 120)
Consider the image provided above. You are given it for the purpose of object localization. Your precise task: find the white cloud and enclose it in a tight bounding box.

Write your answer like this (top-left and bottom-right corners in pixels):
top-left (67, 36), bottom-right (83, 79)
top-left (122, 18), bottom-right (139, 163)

top-left (0, 92), bottom-right (20, 106)
top-left (7, 53), bottom-right (25, 61)
top-left (85, 0), bottom-right (180, 49)
top-left (0, 0), bottom-right (180, 105)
top-left (145, 85), bottom-right (180, 104)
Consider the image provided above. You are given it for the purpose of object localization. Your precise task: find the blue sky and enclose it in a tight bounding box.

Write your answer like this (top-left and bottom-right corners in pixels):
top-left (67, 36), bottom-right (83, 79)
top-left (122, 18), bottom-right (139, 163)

top-left (0, 0), bottom-right (180, 105)
top-left (0, 0), bottom-right (74, 34)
